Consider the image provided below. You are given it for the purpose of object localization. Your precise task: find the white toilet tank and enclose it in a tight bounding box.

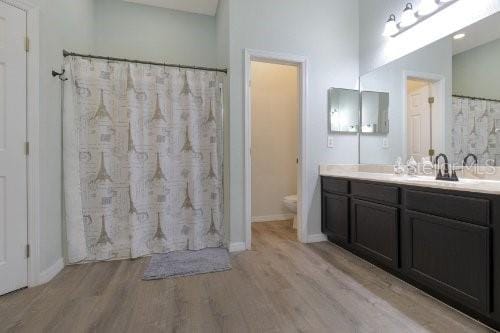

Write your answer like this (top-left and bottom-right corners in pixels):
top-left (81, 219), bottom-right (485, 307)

top-left (283, 194), bottom-right (297, 213)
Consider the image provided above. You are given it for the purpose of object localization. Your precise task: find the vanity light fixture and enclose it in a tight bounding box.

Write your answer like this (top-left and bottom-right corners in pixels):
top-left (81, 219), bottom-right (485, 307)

top-left (453, 33), bottom-right (466, 39)
top-left (383, 14), bottom-right (399, 37)
top-left (382, 0), bottom-right (458, 37)
top-left (418, 0), bottom-right (439, 16)
top-left (400, 3), bottom-right (417, 28)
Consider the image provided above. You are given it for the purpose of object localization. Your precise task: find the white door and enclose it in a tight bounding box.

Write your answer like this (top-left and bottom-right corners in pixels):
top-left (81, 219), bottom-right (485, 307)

top-left (0, 1), bottom-right (28, 295)
top-left (407, 84), bottom-right (431, 162)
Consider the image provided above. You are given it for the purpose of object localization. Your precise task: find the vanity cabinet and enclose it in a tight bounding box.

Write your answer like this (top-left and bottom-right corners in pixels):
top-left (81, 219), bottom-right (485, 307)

top-left (404, 210), bottom-right (490, 313)
top-left (321, 178), bottom-right (349, 244)
top-left (351, 181), bottom-right (399, 205)
top-left (321, 176), bottom-right (499, 329)
top-left (405, 189), bottom-right (489, 226)
top-left (351, 199), bottom-right (399, 268)
top-left (322, 192), bottom-right (349, 243)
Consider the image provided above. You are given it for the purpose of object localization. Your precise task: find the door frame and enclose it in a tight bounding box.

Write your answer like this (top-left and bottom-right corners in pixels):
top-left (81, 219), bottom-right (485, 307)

top-left (402, 70), bottom-right (446, 161)
top-left (244, 49), bottom-right (308, 249)
top-left (2, 0), bottom-right (41, 287)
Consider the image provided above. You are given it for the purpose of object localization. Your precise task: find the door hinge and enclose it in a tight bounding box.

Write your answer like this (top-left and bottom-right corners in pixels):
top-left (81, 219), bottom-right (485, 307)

top-left (25, 36), bottom-right (30, 52)
top-left (26, 244), bottom-right (30, 258)
top-left (25, 142), bottom-right (29, 156)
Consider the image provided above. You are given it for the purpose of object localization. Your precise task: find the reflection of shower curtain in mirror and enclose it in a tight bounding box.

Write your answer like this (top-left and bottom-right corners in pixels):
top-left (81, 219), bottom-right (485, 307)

top-left (63, 56), bottom-right (225, 263)
top-left (452, 96), bottom-right (500, 166)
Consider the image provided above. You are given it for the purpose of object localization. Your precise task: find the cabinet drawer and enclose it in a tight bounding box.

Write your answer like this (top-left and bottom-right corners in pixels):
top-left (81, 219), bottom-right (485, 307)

top-left (405, 190), bottom-right (489, 226)
top-left (322, 192), bottom-right (349, 243)
top-left (351, 199), bottom-right (399, 268)
top-left (351, 181), bottom-right (399, 205)
top-left (404, 211), bottom-right (490, 313)
top-left (322, 177), bottom-right (349, 194)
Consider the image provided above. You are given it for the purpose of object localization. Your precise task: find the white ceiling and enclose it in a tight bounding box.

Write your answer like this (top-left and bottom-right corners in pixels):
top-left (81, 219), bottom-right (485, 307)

top-left (452, 12), bottom-right (500, 55)
top-left (124, 0), bottom-right (219, 16)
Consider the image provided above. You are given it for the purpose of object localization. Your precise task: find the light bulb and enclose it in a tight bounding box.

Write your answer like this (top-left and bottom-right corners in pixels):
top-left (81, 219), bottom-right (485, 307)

top-left (400, 3), bottom-right (417, 27)
top-left (382, 14), bottom-right (399, 37)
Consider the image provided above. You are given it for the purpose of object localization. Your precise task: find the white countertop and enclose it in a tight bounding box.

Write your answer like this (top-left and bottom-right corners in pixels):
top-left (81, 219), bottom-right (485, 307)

top-left (320, 165), bottom-right (500, 195)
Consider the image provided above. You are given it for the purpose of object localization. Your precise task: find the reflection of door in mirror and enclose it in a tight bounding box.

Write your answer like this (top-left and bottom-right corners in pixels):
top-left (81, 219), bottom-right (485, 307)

top-left (407, 80), bottom-right (431, 162)
top-left (406, 78), bottom-right (442, 162)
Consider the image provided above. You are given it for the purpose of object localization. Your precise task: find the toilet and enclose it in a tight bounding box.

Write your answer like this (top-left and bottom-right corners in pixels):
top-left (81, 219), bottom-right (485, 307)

top-left (283, 194), bottom-right (298, 229)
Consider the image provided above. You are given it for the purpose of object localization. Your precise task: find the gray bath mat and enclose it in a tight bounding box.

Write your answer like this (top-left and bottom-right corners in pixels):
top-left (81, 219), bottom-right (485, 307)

top-left (143, 248), bottom-right (231, 280)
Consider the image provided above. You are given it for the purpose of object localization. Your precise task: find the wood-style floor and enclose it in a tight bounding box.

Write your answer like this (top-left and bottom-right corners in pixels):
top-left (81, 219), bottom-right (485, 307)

top-left (0, 221), bottom-right (494, 332)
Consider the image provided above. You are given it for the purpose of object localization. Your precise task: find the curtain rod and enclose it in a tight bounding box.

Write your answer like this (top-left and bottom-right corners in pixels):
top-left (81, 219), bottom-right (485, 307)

top-left (62, 50), bottom-right (228, 74)
top-left (453, 94), bottom-right (500, 103)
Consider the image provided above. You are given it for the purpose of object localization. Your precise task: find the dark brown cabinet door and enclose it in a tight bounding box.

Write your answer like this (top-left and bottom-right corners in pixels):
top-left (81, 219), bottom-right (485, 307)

top-left (404, 211), bottom-right (490, 314)
top-left (351, 199), bottom-right (399, 268)
top-left (322, 192), bottom-right (349, 243)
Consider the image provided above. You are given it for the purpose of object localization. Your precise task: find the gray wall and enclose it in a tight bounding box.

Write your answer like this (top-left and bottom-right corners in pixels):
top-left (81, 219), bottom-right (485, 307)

top-left (359, 0), bottom-right (403, 75)
top-left (215, 0), bottom-right (230, 245)
top-left (215, 0), bottom-right (229, 68)
top-left (30, 0), bottom-right (96, 273)
top-left (227, 0), bottom-right (360, 242)
top-left (94, 0), bottom-right (217, 67)
top-left (453, 38), bottom-right (500, 100)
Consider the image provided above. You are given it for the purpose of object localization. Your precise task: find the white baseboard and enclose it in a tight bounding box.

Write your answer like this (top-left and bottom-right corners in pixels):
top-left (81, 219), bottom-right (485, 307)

top-left (306, 233), bottom-right (327, 243)
top-left (38, 258), bottom-right (64, 285)
top-left (251, 214), bottom-right (294, 223)
top-left (229, 242), bottom-right (246, 252)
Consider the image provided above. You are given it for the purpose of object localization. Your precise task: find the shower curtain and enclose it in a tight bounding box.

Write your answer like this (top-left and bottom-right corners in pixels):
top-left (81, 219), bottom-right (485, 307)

top-left (451, 96), bottom-right (500, 165)
top-left (63, 56), bottom-right (225, 263)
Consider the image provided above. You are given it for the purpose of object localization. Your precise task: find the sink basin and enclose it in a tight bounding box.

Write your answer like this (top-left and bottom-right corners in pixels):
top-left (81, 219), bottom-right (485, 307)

top-left (403, 176), bottom-right (436, 182)
top-left (402, 175), bottom-right (486, 185)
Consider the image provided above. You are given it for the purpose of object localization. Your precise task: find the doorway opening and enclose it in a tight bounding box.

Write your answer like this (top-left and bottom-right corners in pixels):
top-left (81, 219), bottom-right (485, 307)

top-left (244, 49), bottom-right (308, 250)
top-left (250, 61), bottom-right (299, 241)
top-left (404, 72), bottom-right (446, 163)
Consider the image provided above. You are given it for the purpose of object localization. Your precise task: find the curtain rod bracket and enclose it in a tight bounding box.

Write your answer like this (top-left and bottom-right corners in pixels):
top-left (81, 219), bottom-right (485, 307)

top-left (52, 69), bottom-right (68, 81)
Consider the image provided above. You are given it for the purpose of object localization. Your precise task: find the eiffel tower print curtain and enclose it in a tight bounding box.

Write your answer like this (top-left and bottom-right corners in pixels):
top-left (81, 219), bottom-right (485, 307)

top-left (63, 56), bottom-right (225, 263)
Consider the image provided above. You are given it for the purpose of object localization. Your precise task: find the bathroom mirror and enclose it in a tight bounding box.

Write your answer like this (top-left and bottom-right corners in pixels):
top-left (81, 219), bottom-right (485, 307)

top-left (359, 11), bottom-right (500, 166)
top-left (328, 88), bottom-right (359, 133)
top-left (361, 91), bottom-right (389, 134)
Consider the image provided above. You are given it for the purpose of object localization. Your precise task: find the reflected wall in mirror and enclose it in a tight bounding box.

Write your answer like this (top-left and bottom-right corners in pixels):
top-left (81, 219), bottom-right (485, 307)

top-left (361, 91), bottom-right (389, 134)
top-left (359, 11), bottom-right (500, 166)
top-left (328, 88), bottom-right (359, 133)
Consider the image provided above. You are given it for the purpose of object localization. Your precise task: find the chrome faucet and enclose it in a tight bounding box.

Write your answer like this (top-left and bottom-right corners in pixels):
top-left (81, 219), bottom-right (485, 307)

top-left (434, 153), bottom-right (458, 181)
top-left (463, 153), bottom-right (478, 167)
